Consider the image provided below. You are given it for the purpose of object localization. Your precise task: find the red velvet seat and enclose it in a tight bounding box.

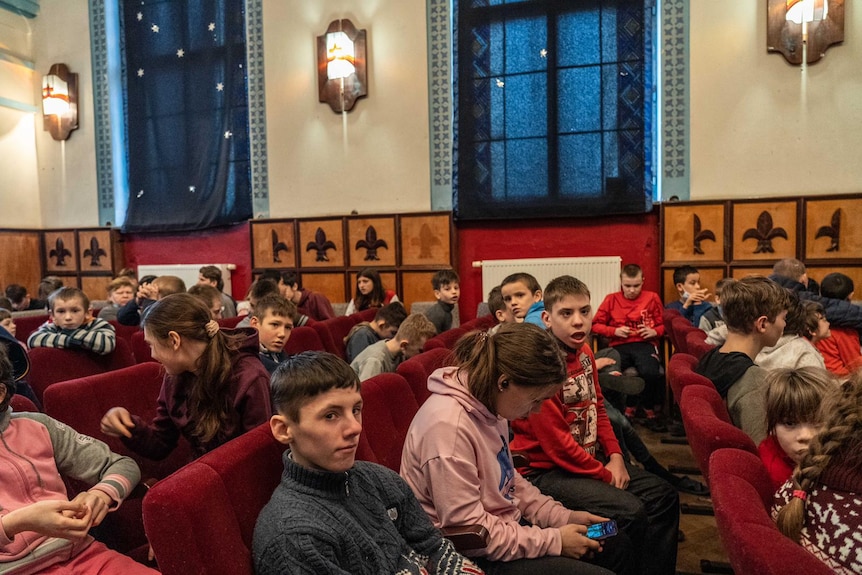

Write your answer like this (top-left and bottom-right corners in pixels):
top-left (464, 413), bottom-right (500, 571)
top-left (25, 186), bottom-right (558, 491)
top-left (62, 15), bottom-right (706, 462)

top-left (459, 314), bottom-right (497, 332)
top-left (662, 308), bottom-right (683, 351)
top-left (353, 307), bottom-right (379, 323)
top-left (11, 313), bottom-right (50, 344)
top-left (282, 325), bottom-right (326, 355)
top-left (143, 424), bottom-right (286, 575)
top-left (109, 320), bottom-right (141, 346)
top-left (10, 393), bottom-right (38, 412)
top-left (310, 315), bottom-right (360, 359)
top-left (710, 448), bottom-right (832, 575)
top-left (396, 347), bottom-right (453, 405)
top-left (670, 316), bottom-right (701, 355)
top-left (42, 362), bottom-right (193, 561)
top-left (666, 352), bottom-right (712, 400)
top-left (685, 329), bottom-right (714, 360)
top-left (27, 338), bottom-right (136, 403)
top-left (423, 327), bottom-right (467, 351)
top-left (130, 330), bottom-right (154, 363)
top-left (218, 316), bottom-right (244, 329)
top-left (679, 385), bottom-right (756, 483)
top-left (359, 372), bottom-right (419, 472)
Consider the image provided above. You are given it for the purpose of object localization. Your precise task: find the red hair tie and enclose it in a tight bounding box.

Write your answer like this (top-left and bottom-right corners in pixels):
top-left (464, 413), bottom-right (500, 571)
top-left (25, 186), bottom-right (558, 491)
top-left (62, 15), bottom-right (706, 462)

top-left (792, 489), bottom-right (807, 501)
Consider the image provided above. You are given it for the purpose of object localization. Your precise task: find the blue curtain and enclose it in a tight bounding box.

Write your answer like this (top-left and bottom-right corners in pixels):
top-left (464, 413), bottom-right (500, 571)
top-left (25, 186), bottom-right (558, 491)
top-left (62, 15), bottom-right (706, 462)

top-left (121, 0), bottom-right (252, 232)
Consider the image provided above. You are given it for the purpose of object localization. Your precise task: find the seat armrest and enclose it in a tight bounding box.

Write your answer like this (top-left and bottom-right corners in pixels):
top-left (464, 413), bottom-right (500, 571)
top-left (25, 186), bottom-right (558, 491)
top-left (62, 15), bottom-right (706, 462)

top-left (442, 524), bottom-right (489, 551)
top-left (511, 451), bottom-right (530, 469)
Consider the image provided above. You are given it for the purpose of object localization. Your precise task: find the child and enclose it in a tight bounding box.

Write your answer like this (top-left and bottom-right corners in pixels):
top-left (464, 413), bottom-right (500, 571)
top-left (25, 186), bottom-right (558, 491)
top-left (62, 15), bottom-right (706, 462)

top-left (500, 272), bottom-right (544, 326)
top-left (37, 276), bottom-right (64, 302)
top-left (487, 286), bottom-right (514, 325)
top-left (401, 323), bottom-right (634, 575)
top-left (773, 372), bottom-right (862, 574)
top-left (755, 293), bottom-right (826, 371)
top-left (695, 276), bottom-right (790, 444)
top-left (100, 293), bottom-right (271, 461)
top-left (275, 270), bottom-right (336, 322)
top-left (758, 367), bottom-right (832, 491)
top-left (197, 265), bottom-right (238, 318)
top-left (592, 264), bottom-right (665, 425)
top-left (0, 346), bottom-right (157, 575)
top-left (27, 287), bottom-right (117, 355)
top-left (4, 283), bottom-right (46, 311)
top-left (253, 351), bottom-right (482, 575)
top-left (235, 278), bottom-right (282, 328)
top-left (815, 272), bottom-right (862, 377)
top-left (188, 284), bottom-right (225, 320)
top-left (350, 313), bottom-right (436, 381)
top-left (0, 307), bottom-right (16, 337)
top-left (97, 276), bottom-right (136, 322)
top-left (345, 268), bottom-right (400, 315)
top-left (117, 274), bottom-right (185, 326)
top-left (665, 265), bottom-right (712, 327)
top-left (698, 278), bottom-right (734, 332)
top-left (344, 301), bottom-right (407, 363)
top-left (425, 269), bottom-right (461, 334)
top-left (249, 294), bottom-right (296, 373)
top-left (510, 275), bottom-right (679, 575)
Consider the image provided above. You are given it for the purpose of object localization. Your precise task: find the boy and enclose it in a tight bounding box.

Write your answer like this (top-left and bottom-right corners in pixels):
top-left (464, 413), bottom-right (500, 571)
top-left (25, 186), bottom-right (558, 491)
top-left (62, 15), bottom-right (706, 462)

top-left (350, 313), bottom-right (436, 381)
top-left (236, 278), bottom-right (282, 328)
top-left (425, 269), bottom-right (461, 334)
top-left (4, 284), bottom-right (45, 311)
top-left (188, 284), bottom-right (225, 320)
top-left (117, 275), bottom-right (185, 326)
top-left (344, 301), bottom-right (408, 363)
top-left (500, 272), bottom-right (544, 326)
top-left (249, 294), bottom-right (296, 373)
top-left (486, 286), bottom-right (514, 325)
top-left (694, 275), bottom-right (790, 444)
top-left (510, 275), bottom-right (679, 575)
top-left (665, 265), bottom-right (712, 327)
top-left (28, 287), bottom-right (116, 355)
top-left (698, 277), bottom-right (734, 332)
top-left (592, 264), bottom-right (665, 425)
top-left (276, 270), bottom-right (336, 322)
top-left (815, 272), bottom-right (862, 376)
top-left (0, 308), bottom-right (15, 338)
top-left (197, 265), bottom-right (237, 318)
top-left (253, 351), bottom-right (482, 575)
top-left (97, 276), bottom-right (136, 322)
top-left (0, 346), bottom-right (156, 575)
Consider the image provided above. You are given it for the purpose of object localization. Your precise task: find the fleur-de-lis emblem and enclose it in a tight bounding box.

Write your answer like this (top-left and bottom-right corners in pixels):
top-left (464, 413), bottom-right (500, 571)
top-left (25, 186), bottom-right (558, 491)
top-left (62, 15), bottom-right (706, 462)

top-left (305, 228), bottom-right (337, 262)
top-left (49, 237), bottom-right (72, 266)
top-left (742, 211), bottom-right (788, 254)
top-left (83, 237), bottom-right (107, 266)
top-left (692, 214), bottom-right (716, 255)
top-left (355, 226), bottom-right (388, 261)
top-left (814, 208), bottom-right (841, 252)
top-left (271, 230), bottom-right (289, 263)
top-left (411, 223), bottom-right (441, 259)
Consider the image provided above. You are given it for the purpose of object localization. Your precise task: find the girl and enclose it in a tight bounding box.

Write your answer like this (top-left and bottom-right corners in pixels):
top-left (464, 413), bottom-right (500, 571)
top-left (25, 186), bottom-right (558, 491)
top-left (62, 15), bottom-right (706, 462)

top-left (773, 371), bottom-right (862, 574)
top-left (100, 293), bottom-right (271, 461)
top-left (0, 307), bottom-right (15, 337)
top-left (758, 367), bottom-right (832, 490)
top-left (400, 323), bottom-right (635, 575)
top-left (345, 268), bottom-right (400, 315)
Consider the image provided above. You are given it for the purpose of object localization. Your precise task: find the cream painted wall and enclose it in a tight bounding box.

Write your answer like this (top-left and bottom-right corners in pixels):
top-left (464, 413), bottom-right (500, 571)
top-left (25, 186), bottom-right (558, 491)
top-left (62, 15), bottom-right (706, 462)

top-left (261, 0), bottom-right (431, 218)
top-left (690, 2), bottom-right (862, 199)
top-left (32, 0), bottom-right (98, 227)
top-left (0, 10), bottom-right (41, 227)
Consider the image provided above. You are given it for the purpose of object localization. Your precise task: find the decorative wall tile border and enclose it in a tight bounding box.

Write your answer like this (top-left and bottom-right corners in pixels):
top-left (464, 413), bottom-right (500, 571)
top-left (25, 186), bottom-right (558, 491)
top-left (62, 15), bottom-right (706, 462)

top-left (427, 0), bottom-right (453, 211)
top-left (89, 0), bottom-right (116, 225)
top-left (661, 0), bottom-right (689, 200)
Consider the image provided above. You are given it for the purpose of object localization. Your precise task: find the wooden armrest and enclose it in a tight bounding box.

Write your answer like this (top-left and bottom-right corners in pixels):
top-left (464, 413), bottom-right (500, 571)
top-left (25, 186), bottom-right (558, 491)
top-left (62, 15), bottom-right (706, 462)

top-left (442, 524), bottom-right (489, 551)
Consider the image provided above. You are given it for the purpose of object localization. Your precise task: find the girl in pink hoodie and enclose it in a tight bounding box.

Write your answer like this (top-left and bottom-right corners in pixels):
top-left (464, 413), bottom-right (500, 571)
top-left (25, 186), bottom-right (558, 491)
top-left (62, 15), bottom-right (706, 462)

top-left (401, 323), bottom-right (635, 575)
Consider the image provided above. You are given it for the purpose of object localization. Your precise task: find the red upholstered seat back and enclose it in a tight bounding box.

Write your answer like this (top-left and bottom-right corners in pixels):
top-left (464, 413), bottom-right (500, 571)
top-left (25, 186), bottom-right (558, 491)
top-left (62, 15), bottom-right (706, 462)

top-left (353, 307), bottom-right (379, 323)
top-left (397, 347), bottom-right (453, 405)
top-left (311, 315), bottom-right (359, 359)
top-left (282, 326), bottom-right (326, 355)
top-left (218, 316), bottom-right (244, 329)
top-left (710, 448), bottom-right (832, 575)
top-left (359, 372), bottom-right (419, 472)
top-left (667, 352), bottom-right (712, 400)
top-left (27, 338), bottom-right (136, 403)
top-left (662, 308), bottom-right (682, 350)
top-left (143, 424), bottom-right (287, 575)
top-left (460, 314), bottom-right (497, 332)
top-left (671, 316), bottom-right (700, 355)
top-left (12, 314), bottom-right (49, 344)
top-left (685, 329), bottom-right (714, 360)
top-left (131, 329), bottom-right (154, 363)
top-left (680, 385), bottom-right (756, 482)
top-left (424, 327), bottom-right (467, 351)
top-left (108, 320), bottom-right (141, 346)
top-left (10, 394), bottom-right (38, 412)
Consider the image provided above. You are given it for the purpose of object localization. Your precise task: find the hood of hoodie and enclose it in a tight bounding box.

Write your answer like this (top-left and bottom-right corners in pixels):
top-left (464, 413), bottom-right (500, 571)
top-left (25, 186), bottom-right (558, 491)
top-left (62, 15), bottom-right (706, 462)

top-left (228, 326), bottom-right (263, 357)
top-left (427, 366), bottom-right (501, 426)
top-left (758, 334), bottom-right (800, 357)
top-left (768, 274), bottom-right (808, 293)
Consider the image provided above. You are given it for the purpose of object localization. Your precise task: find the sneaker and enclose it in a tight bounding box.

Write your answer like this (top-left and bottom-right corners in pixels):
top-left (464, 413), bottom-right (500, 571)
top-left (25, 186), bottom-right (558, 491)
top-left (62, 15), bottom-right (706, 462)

top-left (624, 407), bottom-right (637, 422)
top-left (673, 476), bottom-right (710, 496)
top-left (643, 417), bottom-right (668, 433)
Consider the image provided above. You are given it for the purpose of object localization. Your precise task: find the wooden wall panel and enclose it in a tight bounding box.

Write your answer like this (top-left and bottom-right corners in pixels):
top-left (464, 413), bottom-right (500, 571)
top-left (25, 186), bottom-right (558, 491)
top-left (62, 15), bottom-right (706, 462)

top-left (347, 217), bottom-right (396, 267)
top-left (299, 220), bottom-right (344, 268)
top-left (77, 230), bottom-right (115, 273)
top-left (81, 276), bottom-right (112, 303)
top-left (663, 203), bottom-right (725, 263)
top-left (804, 198), bottom-right (862, 260)
top-left (0, 231), bottom-right (42, 299)
top-left (731, 267), bottom-right (773, 279)
top-left (401, 214), bottom-right (451, 266)
top-left (300, 273), bottom-right (348, 305)
top-left (401, 271), bottom-right (437, 311)
top-left (732, 201), bottom-right (796, 261)
top-left (806, 267), bottom-right (862, 295)
top-left (43, 230), bottom-right (78, 273)
top-left (251, 221), bottom-right (296, 269)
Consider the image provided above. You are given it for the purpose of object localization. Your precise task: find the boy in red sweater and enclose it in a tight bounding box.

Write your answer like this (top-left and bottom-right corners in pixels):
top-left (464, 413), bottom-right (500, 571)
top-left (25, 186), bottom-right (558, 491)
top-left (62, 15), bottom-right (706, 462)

top-left (814, 273), bottom-right (862, 377)
top-left (511, 275), bottom-right (679, 575)
top-left (592, 264), bottom-right (666, 424)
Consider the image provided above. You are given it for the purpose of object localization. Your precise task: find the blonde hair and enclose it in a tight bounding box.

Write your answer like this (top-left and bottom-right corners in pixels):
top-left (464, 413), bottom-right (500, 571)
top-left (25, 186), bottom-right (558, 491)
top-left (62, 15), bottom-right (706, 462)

top-left (395, 313), bottom-right (437, 343)
top-left (775, 372), bottom-right (862, 541)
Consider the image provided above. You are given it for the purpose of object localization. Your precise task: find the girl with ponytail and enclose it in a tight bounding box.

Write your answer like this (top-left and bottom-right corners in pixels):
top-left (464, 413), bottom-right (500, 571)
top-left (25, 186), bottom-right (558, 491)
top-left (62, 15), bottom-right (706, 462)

top-left (101, 293), bottom-right (271, 460)
top-left (773, 371), bottom-right (862, 574)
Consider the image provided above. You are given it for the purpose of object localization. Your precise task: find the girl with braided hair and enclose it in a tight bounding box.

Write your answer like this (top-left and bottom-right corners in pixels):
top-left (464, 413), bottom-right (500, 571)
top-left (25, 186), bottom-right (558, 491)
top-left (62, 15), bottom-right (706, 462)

top-left (772, 371), bottom-right (862, 574)
top-left (100, 293), bottom-right (271, 461)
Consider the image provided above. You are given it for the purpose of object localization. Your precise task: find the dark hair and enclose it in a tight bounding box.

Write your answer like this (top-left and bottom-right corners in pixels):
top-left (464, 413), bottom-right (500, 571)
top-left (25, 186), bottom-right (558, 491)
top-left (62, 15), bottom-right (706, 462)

top-left (432, 269), bottom-right (460, 290)
top-left (354, 268), bottom-right (387, 311)
top-left (141, 293), bottom-right (246, 444)
top-left (279, 271), bottom-right (300, 289)
top-left (486, 286), bottom-right (505, 316)
top-left (198, 265), bottom-right (224, 291)
top-left (139, 275), bottom-right (158, 286)
top-left (0, 297), bottom-right (12, 310)
top-left (764, 367), bottom-right (832, 434)
top-left (714, 278), bottom-right (735, 299)
top-left (248, 279), bottom-right (280, 303)
top-left (48, 286), bottom-right (90, 312)
top-left (374, 301), bottom-right (407, 328)
top-left (258, 270), bottom-right (282, 284)
top-left (820, 272), bottom-right (854, 301)
top-left (271, 351), bottom-right (359, 422)
top-left (500, 272), bottom-right (541, 294)
top-left (799, 300), bottom-right (826, 339)
top-left (252, 294), bottom-right (296, 321)
top-left (38, 276), bottom-right (64, 301)
top-left (721, 276), bottom-right (790, 334)
top-left (621, 264), bottom-right (642, 278)
top-left (543, 275), bottom-right (591, 312)
top-left (452, 323), bottom-right (566, 414)
top-left (4, 284), bottom-right (27, 305)
top-left (672, 265), bottom-right (699, 286)
top-left (0, 309), bottom-right (11, 322)
top-left (188, 284), bottom-right (223, 311)
top-left (0, 345), bottom-right (14, 413)
top-left (781, 291), bottom-right (805, 336)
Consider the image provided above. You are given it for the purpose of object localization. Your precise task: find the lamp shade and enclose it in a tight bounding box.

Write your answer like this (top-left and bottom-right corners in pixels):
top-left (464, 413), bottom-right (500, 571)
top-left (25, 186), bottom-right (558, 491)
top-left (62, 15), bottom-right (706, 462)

top-left (317, 19), bottom-right (367, 113)
top-left (41, 63), bottom-right (78, 140)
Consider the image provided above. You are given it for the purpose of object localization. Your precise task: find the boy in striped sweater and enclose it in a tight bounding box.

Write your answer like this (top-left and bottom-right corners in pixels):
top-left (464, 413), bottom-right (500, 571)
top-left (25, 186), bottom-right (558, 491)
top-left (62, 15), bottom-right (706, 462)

top-left (27, 287), bottom-right (116, 355)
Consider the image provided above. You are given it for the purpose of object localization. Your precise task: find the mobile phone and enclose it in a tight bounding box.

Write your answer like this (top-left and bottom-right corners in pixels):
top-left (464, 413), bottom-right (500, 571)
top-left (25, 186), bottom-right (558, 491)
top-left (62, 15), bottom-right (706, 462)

top-left (586, 520), bottom-right (618, 540)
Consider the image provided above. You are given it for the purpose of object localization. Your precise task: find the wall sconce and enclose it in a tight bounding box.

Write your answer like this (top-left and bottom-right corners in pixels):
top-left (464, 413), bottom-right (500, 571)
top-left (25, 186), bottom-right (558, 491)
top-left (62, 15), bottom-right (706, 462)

top-left (42, 63), bottom-right (79, 140)
top-left (767, 0), bottom-right (844, 65)
top-left (317, 19), bottom-right (367, 113)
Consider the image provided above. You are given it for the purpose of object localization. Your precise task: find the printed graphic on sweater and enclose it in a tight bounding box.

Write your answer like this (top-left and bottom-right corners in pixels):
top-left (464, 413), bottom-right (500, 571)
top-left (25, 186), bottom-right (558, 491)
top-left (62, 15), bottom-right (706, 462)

top-left (560, 352), bottom-right (598, 456)
top-left (496, 435), bottom-right (516, 500)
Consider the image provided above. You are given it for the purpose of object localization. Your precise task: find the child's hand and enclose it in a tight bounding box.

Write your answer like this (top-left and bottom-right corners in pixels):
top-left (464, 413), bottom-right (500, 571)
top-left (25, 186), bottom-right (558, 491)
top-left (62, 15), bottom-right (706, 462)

top-left (568, 510), bottom-right (609, 526)
top-left (614, 326), bottom-right (631, 339)
top-left (71, 490), bottom-right (113, 528)
top-left (605, 454), bottom-right (630, 489)
top-left (559, 523), bottom-right (602, 559)
top-left (687, 288), bottom-right (710, 305)
top-left (100, 407), bottom-right (136, 438)
top-left (636, 326), bottom-right (657, 339)
top-left (1, 499), bottom-right (93, 542)
top-left (594, 357), bottom-right (616, 371)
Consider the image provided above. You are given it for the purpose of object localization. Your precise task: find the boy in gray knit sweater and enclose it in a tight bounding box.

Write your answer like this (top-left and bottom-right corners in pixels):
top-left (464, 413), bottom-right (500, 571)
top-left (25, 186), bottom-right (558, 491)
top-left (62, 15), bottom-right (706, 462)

top-left (253, 351), bottom-right (482, 575)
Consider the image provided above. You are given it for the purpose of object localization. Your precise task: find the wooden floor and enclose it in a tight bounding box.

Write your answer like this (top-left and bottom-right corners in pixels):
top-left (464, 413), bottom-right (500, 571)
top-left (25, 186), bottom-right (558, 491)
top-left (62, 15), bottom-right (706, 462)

top-left (638, 421), bottom-right (732, 575)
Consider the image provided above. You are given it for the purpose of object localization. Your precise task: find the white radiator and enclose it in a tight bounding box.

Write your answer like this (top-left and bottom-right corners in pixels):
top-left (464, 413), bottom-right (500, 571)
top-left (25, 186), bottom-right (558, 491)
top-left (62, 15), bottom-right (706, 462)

top-left (137, 264), bottom-right (236, 297)
top-left (474, 256), bottom-right (622, 310)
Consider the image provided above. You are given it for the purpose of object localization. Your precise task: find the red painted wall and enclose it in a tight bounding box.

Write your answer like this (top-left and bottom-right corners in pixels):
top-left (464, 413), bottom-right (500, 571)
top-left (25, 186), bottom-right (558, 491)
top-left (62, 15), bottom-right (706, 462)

top-left (455, 210), bottom-right (661, 321)
top-left (121, 223), bottom-right (253, 298)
